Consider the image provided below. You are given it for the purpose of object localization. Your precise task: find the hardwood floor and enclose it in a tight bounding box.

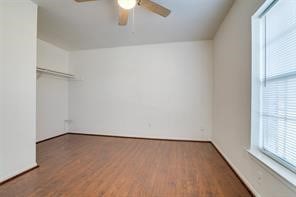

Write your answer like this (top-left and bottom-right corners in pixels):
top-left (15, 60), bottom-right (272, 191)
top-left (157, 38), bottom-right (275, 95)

top-left (0, 134), bottom-right (252, 197)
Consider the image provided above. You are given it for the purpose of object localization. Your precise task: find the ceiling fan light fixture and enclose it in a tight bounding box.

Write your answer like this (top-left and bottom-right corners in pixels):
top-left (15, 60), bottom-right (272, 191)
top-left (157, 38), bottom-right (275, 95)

top-left (118, 0), bottom-right (137, 10)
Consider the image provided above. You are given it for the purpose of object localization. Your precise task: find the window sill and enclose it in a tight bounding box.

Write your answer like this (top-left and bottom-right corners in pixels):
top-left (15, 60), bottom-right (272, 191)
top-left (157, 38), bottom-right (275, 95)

top-left (248, 148), bottom-right (296, 190)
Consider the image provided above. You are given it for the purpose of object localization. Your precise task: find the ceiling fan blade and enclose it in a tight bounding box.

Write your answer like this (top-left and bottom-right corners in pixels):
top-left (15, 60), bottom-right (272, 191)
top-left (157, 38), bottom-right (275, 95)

top-left (140, 0), bottom-right (171, 17)
top-left (74, 0), bottom-right (97, 2)
top-left (119, 8), bottom-right (129, 26)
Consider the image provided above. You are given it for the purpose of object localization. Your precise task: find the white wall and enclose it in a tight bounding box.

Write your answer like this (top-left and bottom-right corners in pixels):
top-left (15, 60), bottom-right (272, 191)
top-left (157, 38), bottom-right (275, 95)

top-left (213, 0), bottom-right (296, 196)
top-left (0, 0), bottom-right (37, 182)
top-left (36, 39), bottom-right (69, 142)
top-left (69, 41), bottom-right (213, 141)
top-left (0, 0), bottom-right (4, 179)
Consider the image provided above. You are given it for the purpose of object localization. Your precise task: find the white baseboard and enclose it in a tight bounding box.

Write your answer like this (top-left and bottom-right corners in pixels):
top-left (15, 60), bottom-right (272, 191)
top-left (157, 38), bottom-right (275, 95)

top-left (0, 162), bottom-right (38, 184)
top-left (212, 141), bottom-right (260, 197)
top-left (1, 134), bottom-right (258, 197)
top-left (68, 131), bottom-right (210, 142)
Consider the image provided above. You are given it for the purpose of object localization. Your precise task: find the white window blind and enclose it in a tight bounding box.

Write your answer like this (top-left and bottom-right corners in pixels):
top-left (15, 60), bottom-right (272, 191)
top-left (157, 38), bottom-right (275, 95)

top-left (261, 0), bottom-right (296, 172)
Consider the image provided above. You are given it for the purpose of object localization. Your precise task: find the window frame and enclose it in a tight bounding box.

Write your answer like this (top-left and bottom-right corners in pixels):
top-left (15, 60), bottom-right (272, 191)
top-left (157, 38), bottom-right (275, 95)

top-left (250, 0), bottom-right (296, 189)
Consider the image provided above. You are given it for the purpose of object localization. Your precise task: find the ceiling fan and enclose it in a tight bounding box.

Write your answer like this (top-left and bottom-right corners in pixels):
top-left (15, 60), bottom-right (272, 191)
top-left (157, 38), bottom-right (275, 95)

top-left (74, 0), bottom-right (171, 26)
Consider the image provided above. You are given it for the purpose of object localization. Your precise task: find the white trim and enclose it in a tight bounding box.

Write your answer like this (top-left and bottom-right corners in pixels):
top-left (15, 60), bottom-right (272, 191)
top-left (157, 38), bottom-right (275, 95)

top-left (68, 131), bottom-right (211, 142)
top-left (248, 149), bottom-right (296, 192)
top-left (251, 0), bottom-right (296, 188)
top-left (212, 142), bottom-right (261, 197)
top-left (252, 0), bottom-right (278, 19)
top-left (0, 162), bottom-right (38, 183)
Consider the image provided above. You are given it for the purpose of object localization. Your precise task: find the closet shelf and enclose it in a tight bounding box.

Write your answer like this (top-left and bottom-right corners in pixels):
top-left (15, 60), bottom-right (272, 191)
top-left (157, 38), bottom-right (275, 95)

top-left (37, 67), bottom-right (74, 79)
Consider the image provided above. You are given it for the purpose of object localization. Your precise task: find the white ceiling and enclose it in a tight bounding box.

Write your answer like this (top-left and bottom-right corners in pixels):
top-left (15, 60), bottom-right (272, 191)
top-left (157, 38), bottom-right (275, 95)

top-left (32, 0), bottom-right (234, 51)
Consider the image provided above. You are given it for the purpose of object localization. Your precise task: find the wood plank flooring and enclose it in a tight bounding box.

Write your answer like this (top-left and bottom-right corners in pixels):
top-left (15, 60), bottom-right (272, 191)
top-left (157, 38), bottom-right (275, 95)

top-left (0, 134), bottom-right (252, 197)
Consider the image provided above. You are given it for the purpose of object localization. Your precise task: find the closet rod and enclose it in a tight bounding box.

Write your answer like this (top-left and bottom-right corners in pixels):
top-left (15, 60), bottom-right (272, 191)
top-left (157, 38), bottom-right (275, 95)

top-left (37, 67), bottom-right (74, 79)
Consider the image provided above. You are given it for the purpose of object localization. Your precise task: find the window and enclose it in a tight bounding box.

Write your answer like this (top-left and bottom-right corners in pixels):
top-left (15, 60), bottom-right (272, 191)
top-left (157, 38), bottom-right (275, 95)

top-left (251, 0), bottom-right (296, 177)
